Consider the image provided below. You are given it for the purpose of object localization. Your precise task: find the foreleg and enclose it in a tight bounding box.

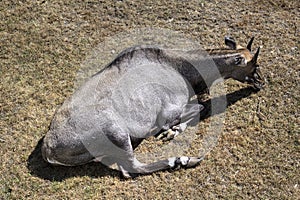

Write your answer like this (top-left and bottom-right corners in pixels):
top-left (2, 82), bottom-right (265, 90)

top-left (157, 103), bottom-right (204, 141)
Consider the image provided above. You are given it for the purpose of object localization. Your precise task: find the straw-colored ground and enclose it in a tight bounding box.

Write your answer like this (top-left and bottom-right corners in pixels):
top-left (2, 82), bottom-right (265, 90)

top-left (1, 0), bottom-right (299, 199)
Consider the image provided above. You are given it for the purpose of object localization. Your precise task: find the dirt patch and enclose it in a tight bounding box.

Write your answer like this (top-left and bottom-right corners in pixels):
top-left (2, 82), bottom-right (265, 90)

top-left (0, 0), bottom-right (299, 199)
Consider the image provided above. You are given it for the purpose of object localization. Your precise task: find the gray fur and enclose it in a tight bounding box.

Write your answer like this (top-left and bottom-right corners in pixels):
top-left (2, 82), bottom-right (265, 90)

top-left (42, 38), bottom-right (262, 178)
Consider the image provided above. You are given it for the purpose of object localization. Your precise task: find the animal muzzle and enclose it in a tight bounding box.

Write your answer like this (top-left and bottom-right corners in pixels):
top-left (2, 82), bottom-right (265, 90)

top-left (245, 66), bottom-right (264, 90)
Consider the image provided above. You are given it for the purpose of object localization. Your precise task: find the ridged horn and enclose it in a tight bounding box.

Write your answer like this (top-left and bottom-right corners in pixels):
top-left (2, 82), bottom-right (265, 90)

top-left (247, 37), bottom-right (255, 51)
top-left (252, 46), bottom-right (260, 64)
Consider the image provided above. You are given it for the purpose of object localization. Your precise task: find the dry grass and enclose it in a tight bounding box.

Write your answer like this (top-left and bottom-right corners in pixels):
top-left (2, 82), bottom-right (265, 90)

top-left (0, 0), bottom-right (299, 199)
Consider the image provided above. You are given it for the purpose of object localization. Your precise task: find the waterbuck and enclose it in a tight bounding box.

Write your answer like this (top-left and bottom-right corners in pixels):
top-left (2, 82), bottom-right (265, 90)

top-left (42, 36), bottom-right (263, 178)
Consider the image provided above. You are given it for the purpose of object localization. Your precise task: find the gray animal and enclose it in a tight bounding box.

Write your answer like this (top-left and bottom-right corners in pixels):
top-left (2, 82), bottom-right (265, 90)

top-left (42, 37), bottom-right (263, 178)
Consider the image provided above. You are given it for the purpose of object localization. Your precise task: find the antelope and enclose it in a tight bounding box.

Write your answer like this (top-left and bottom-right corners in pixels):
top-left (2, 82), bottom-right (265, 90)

top-left (42, 36), bottom-right (263, 178)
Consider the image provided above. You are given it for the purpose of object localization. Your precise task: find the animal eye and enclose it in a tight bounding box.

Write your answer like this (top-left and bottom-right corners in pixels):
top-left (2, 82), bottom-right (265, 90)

top-left (234, 56), bottom-right (244, 65)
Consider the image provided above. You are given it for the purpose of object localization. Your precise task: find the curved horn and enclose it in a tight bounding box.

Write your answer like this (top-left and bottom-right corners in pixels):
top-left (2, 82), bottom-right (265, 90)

top-left (252, 46), bottom-right (260, 63)
top-left (247, 37), bottom-right (255, 51)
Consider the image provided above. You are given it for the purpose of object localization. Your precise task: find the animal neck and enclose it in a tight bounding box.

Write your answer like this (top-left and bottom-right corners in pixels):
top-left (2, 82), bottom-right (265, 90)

top-left (206, 49), bottom-right (243, 79)
top-left (175, 48), bottom-right (243, 93)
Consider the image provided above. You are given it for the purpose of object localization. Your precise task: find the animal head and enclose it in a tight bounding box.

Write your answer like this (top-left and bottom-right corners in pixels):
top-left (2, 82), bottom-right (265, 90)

top-left (223, 36), bottom-right (264, 90)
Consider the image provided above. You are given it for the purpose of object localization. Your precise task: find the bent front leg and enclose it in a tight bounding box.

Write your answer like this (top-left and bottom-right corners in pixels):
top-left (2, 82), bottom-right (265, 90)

top-left (157, 103), bottom-right (204, 141)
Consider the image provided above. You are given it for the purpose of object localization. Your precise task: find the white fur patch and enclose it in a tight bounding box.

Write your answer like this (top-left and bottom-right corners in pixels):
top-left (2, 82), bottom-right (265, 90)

top-left (47, 157), bottom-right (72, 166)
top-left (168, 157), bottom-right (177, 168)
top-left (93, 155), bottom-right (105, 162)
top-left (180, 156), bottom-right (189, 165)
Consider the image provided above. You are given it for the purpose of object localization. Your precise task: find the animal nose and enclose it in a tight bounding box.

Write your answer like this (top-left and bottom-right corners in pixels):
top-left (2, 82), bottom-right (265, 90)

top-left (244, 67), bottom-right (264, 90)
top-left (252, 73), bottom-right (264, 90)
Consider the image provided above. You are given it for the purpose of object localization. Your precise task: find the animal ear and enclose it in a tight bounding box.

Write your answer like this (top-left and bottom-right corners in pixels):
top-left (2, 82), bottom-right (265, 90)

top-left (247, 37), bottom-right (255, 51)
top-left (251, 47), bottom-right (260, 64)
top-left (225, 36), bottom-right (237, 49)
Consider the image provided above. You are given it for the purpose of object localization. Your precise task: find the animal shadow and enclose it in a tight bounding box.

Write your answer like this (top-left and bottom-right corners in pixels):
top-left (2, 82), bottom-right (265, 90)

top-left (27, 86), bottom-right (258, 181)
top-left (200, 86), bottom-right (259, 120)
top-left (27, 137), bottom-right (120, 181)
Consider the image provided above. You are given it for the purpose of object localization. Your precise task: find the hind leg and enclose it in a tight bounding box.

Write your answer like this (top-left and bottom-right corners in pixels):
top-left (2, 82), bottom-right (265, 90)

top-left (102, 131), bottom-right (203, 178)
top-left (117, 154), bottom-right (204, 178)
